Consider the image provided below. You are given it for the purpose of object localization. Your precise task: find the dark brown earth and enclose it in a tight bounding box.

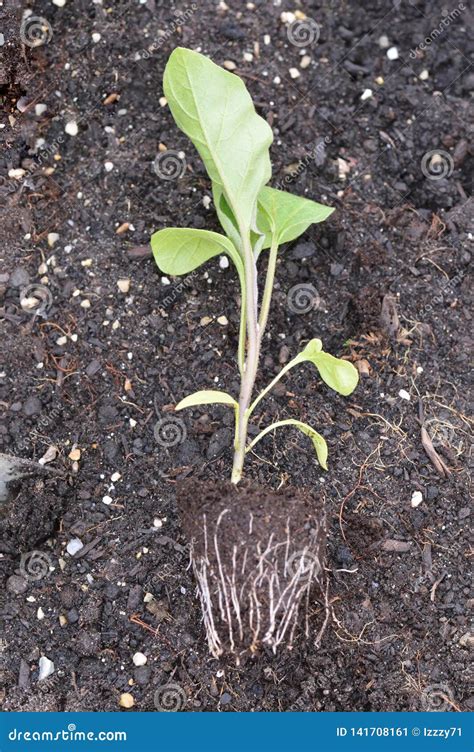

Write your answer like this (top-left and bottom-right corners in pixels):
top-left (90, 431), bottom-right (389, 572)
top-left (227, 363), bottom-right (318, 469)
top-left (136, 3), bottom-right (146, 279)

top-left (0, 0), bottom-right (472, 713)
top-left (178, 479), bottom-right (326, 661)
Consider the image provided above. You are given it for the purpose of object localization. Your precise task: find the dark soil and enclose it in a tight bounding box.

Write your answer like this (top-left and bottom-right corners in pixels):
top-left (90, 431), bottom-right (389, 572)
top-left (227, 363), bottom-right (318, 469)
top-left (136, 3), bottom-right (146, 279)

top-left (1, 0), bottom-right (472, 713)
top-left (178, 479), bottom-right (326, 660)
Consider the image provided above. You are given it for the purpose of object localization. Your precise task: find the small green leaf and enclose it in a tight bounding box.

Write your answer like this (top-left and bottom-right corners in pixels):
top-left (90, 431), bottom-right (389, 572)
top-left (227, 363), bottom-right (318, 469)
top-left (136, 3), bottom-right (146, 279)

top-left (151, 227), bottom-right (244, 279)
top-left (164, 48), bottom-right (273, 232)
top-left (295, 339), bottom-right (359, 396)
top-left (246, 418), bottom-right (328, 470)
top-left (256, 186), bottom-right (334, 249)
top-left (176, 390), bottom-right (238, 411)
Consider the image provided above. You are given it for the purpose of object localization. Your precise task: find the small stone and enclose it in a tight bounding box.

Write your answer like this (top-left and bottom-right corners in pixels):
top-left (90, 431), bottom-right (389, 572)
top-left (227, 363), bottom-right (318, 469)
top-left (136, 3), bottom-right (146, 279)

top-left (219, 256), bottom-right (229, 269)
top-left (80, 299), bottom-right (91, 309)
top-left (8, 168), bottom-right (26, 179)
top-left (223, 60), bottom-right (237, 71)
top-left (119, 692), bottom-right (134, 709)
top-left (375, 76), bottom-right (384, 85)
top-left (68, 448), bottom-right (81, 461)
top-left (37, 607), bottom-right (45, 620)
top-left (38, 656), bottom-right (54, 681)
top-left (132, 652), bottom-right (147, 667)
top-left (243, 52), bottom-right (253, 62)
top-left (220, 692), bottom-right (232, 705)
top-left (202, 195), bottom-right (212, 210)
top-left (47, 232), bottom-right (59, 247)
top-left (102, 495), bottom-right (113, 505)
top-left (92, 32), bottom-right (101, 43)
top-left (289, 68), bottom-right (300, 79)
top-left (117, 279), bottom-right (130, 293)
top-left (159, 96), bottom-right (167, 107)
top-left (300, 55), bottom-right (311, 69)
top-left (59, 614), bottom-right (68, 627)
top-left (386, 46), bottom-right (399, 60)
top-left (53, 0), bottom-right (67, 6)
top-left (111, 472), bottom-right (121, 482)
top-left (39, 446), bottom-right (58, 465)
top-left (65, 121), bottom-right (79, 136)
top-left (66, 538), bottom-right (83, 556)
top-left (200, 316), bottom-right (213, 326)
top-left (217, 315), bottom-right (228, 326)
top-left (104, 161), bottom-right (114, 172)
top-left (411, 490), bottom-right (423, 508)
top-left (398, 389), bottom-right (410, 401)
top-left (419, 69), bottom-right (429, 80)
top-left (378, 35), bottom-right (390, 48)
top-left (360, 88), bottom-right (373, 100)
top-left (459, 632), bottom-right (474, 648)
top-left (264, 34), bottom-right (271, 45)
top-left (7, 574), bottom-right (28, 595)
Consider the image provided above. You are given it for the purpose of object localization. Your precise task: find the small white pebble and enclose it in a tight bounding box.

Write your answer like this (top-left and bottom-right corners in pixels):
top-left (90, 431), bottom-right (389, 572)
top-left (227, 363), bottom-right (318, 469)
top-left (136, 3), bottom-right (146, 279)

top-left (243, 52), bottom-right (253, 62)
top-left (65, 121), bottom-right (79, 136)
top-left (38, 656), bottom-right (55, 681)
top-left (102, 495), bottom-right (113, 505)
top-left (202, 195), bottom-right (212, 210)
top-left (132, 652), bottom-right (147, 667)
top-left (300, 55), bottom-right (311, 69)
top-left (111, 472), bottom-right (121, 482)
top-left (66, 538), bottom-right (83, 556)
top-left (70, 333), bottom-right (78, 342)
top-left (289, 68), bottom-right (300, 79)
top-left (117, 278), bottom-right (130, 293)
top-left (81, 258), bottom-right (92, 267)
top-left (419, 69), bottom-right (429, 80)
top-left (398, 389), bottom-right (410, 401)
top-left (80, 299), bottom-right (91, 309)
top-left (35, 103), bottom-right (47, 116)
top-left (8, 168), bottom-right (25, 179)
top-left (217, 315), bottom-right (228, 326)
top-left (159, 96), bottom-right (167, 107)
top-left (219, 256), bottom-right (229, 269)
top-left (264, 34), bottom-right (271, 45)
top-left (104, 161), bottom-right (114, 172)
top-left (378, 35), bottom-right (390, 48)
top-left (411, 490), bottom-right (423, 508)
top-left (129, 418), bottom-right (137, 428)
top-left (416, 366), bottom-right (423, 374)
top-left (223, 60), bottom-right (237, 71)
top-left (37, 607), bottom-right (45, 620)
top-left (360, 88), bottom-right (373, 101)
top-left (161, 277), bottom-right (170, 285)
top-left (92, 32), bottom-right (101, 43)
top-left (53, 0), bottom-right (67, 6)
top-left (387, 46), bottom-right (399, 60)
top-left (273, 75), bottom-right (281, 85)
top-left (56, 336), bottom-right (67, 346)
top-left (47, 232), bottom-right (59, 247)
top-left (153, 518), bottom-right (163, 528)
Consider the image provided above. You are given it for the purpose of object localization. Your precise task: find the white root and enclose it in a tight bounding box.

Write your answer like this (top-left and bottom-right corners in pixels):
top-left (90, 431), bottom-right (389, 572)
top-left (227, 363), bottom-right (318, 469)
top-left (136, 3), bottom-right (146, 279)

top-left (190, 509), bottom-right (326, 659)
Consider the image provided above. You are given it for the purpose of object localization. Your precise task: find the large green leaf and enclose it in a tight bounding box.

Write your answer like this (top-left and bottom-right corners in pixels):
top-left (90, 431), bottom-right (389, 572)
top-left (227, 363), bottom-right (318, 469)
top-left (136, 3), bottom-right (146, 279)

top-left (176, 390), bottom-right (237, 411)
top-left (151, 227), bottom-right (244, 279)
top-left (164, 48), bottom-right (273, 232)
top-left (256, 186), bottom-right (334, 249)
top-left (246, 418), bottom-right (328, 469)
top-left (294, 339), bottom-right (358, 396)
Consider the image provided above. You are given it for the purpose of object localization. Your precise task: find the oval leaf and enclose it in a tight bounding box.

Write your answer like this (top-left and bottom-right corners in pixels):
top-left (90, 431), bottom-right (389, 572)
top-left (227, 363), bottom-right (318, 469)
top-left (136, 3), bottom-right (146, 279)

top-left (257, 186), bottom-right (334, 249)
top-left (151, 227), bottom-right (244, 279)
top-left (175, 390), bottom-right (238, 411)
top-left (298, 347), bottom-right (359, 396)
top-left (164, 48), bottom-right (273, 231)
top-left (247, 419), bottom-right (328, 470)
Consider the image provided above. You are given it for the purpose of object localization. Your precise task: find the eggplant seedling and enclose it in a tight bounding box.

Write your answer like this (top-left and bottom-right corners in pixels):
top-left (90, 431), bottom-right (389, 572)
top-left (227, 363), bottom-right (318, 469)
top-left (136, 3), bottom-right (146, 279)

top-left (151, 48), bottom-right (358, 659)
top-left (152, 48), bottom-right (358, 484)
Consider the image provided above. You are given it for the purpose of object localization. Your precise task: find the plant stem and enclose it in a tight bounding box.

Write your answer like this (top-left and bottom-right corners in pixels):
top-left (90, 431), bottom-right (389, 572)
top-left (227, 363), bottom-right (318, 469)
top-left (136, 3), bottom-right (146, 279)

top-left (258, 236), bottom-right (279, 341)
top-left (231, 232), bottom-right (260, 484)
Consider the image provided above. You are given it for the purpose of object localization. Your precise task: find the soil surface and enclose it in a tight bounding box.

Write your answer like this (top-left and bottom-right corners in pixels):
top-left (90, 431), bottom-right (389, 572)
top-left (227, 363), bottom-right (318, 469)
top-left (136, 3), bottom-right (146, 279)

top-left (1, 0), bottom-right (473, 713)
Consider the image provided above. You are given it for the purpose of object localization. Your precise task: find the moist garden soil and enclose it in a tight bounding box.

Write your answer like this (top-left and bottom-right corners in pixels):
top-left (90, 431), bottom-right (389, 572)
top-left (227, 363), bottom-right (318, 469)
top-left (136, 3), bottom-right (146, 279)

top-left (0, 0), bottom-right (472, 712)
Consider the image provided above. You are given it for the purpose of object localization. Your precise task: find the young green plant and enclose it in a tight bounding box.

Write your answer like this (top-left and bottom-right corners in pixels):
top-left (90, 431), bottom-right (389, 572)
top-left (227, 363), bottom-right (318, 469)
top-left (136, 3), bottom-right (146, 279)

top-left (152, 48), bottom-right (358, 484)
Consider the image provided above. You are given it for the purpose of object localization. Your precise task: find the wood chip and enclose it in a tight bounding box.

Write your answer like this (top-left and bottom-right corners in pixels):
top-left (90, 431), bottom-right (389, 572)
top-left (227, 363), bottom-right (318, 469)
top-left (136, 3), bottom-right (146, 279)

top-left (381, 539), bottom-right (412, 552)
top-left (116, 222), bottom-right (130, 235)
